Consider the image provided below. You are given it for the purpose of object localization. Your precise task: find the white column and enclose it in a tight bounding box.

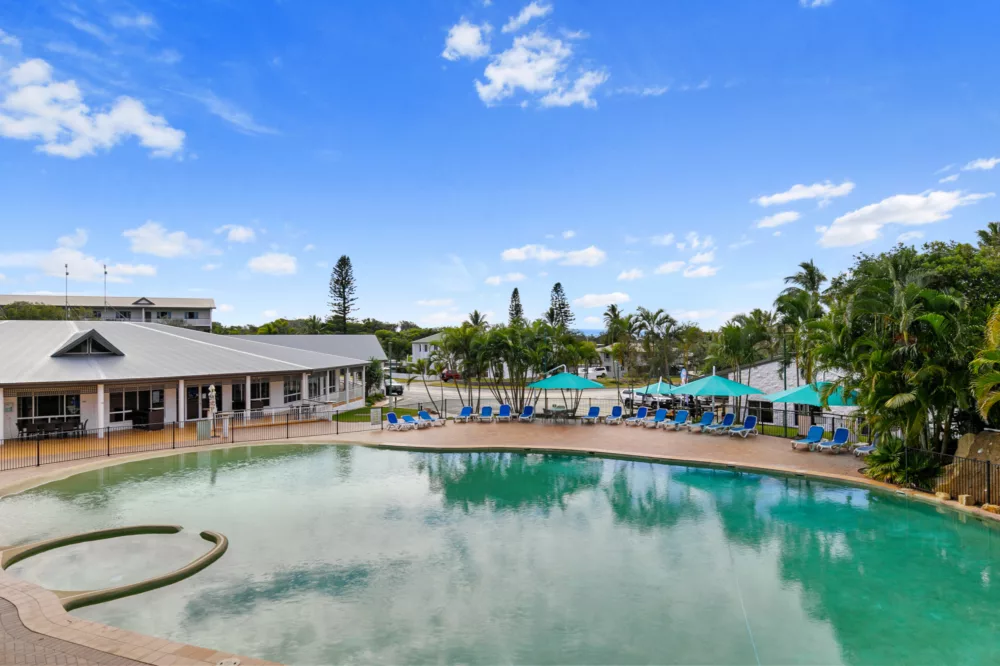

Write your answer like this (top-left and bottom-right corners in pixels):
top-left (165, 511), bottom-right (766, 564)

top-left (97, 384), bottom-right (105, 439)
top-left (302, 372), bottom-right (310, 401)
top-left (178, 379), bottom-right (185, 429)
top-left (362, 365), bottom-right (366, 401)
top-left (0, 387), bottom-right (4, 446)
top-left (245, 375), bottom-right (252, 420)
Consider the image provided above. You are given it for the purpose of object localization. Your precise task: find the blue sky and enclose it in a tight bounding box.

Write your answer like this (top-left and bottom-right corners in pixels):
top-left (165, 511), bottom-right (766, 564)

top-left (0, 0), bottom-right (998, 329)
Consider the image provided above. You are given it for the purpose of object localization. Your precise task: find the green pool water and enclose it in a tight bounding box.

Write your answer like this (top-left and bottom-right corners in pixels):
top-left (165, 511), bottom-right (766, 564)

top-left (2, 445), bottom-right (999, 665)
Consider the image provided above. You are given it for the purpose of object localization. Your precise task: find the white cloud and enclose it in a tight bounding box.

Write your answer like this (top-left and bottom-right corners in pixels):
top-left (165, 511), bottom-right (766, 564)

top-left (0, 58), bottom-right (185, 158)
top-left (303, 244), bottom-right (315, 251)
top-left (773, 231), bottom-right (782, 237)
top-left (124, 222), bottom-right (208, 257)
top-left (416, 298), bottom-right (455, 307)
top-left (963, 157), bottom-right (1000, 172)
top-left (442, 19), bottom-right (492, 61)
top-left (654, 260), bottom-right (685, 275)
top-left (684, 232), bottom-right (714, 250)
top-left (176, 89), bottom-right (277, 136)
top-left (650, 233), bottom-right (675, 246)
top-left (57, 228), bottom-right (87, 249)
top-left (897, 231), bottom-right (924, 243)
top-left (572, 292), bottom-right (630, 308)
top-left (202, 263), bottom-right (221, 271)
top-left (500, 243), bottom-right (605, 266)
top-left (485, 272), bottom-right (526, 285)
top-left (561, 229), bottom-right (576, 239)
top-left (683, 265), bottom-right (719, 278)
top-left (819, 190), bottom-right (994, 247)
top-left (690, 250), bottom-right (715, 264)
top-left (582, 315), bottom-right (602, 325)
top-left (756, 211), bottom-right (801, 228)
top-left (728, 235), bottom-right (753, 249)
top-left (753, 180), bottom-right (855, 207)
top-left (617, 268), bottom-right (643, 281)
top-left (616, 85), bottom-right (669, 97)
top-left (936, 164), bottom-right (955, 175)
top-left (248, 252), bottom-right (297, 275)
top-left (110, 13), bottom-right (156, 30)
top-left (475, 31), bottom-right (606, 108)
top-left (503, 2), bottom-right (553, 33)
top-left (262, 309), bottom-right (278, 318)
top-left (0, 238), bottom-right (155, 283)
top-left (0, 28), bottom-right (20, 49)
top-left (65, 17), bottom-right (111, 43)
top-left (153, 49), bottom-right (182, 65)
top-left (800, 0), bottom-right (834, 6)
top-left (939, 174), bottom-right (959, 184)
top-left (215, 224), bottom-right (256, 243)
top-left (218, 303), bottom-right (234, 312)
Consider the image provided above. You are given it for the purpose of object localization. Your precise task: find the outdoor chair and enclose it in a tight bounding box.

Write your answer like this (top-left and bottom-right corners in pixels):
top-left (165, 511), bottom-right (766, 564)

top-left (402, 414), bottom-right (428, 429)
top-left (605, 405), bottom-right (623, 425)
top-left (644, 408), bottom-right (667, 428)
top-left (418, 410), bottom-right (445, 427)
top-left (791, 425), bottom-right (825, 451)
top-left (705, 413), bottom-right (735, 435)
top-left (580, 406), bottom-right (600, 424)
top-left (475, 406), bottom-right (494, 423)
top-left (455, 406), bottom-right (474, 423)
top-left (816, 427), bottom-right (850, 454)
top-left (386, 412), bottom-right (413, 431)
top-left (496, 404), bottom-right (512, 422)
top-left (663, 409), bottom-right (689, 431)
top-left (687, 412), bottom-right (715, 433)
top-left (625, 406), bottom-right (649, 427)
top-left (518, 405), bottom-right (535, 422)
top-left (728, 415), bottom-right (758, 438)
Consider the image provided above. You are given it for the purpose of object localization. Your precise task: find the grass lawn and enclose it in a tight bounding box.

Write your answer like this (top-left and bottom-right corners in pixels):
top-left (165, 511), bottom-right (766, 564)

top-left (339, 405), bottom-right (419, 420)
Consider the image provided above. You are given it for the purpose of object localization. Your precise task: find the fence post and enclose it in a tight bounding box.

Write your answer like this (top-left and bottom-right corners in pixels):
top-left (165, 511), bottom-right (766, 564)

top-left (336, 409), bottom-right (339, 435)
top-left (36, 439), bottom-right (40, 467)
top-left (172, 423), bottom-right (176, 449)
top-left (987, 460), bottom-right (993, 505)
top-left (107, 428), bottom-right (110, 456)
top-left (286, 413), bottom-right (290, 439)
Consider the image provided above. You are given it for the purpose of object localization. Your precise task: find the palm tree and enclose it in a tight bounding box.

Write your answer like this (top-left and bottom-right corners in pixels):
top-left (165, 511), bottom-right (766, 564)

top-left (303, 315), bottom-right (324, 334)
top-left (782, 259), bottom-right (827, 298)
top-left (976, 221), bottom-right (1000, 248)
top-left (467, 310), bottom-right (489, 329)
top-left (406, 357), bottom-right (442, 412)
top-left (972, 303), bottom-right (1000, 423)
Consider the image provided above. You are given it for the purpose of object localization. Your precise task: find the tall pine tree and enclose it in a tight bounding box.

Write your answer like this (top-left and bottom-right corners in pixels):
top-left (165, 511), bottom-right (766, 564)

top-left (508, 287), bottom-right (524, 326)
top-left (549, 282), bottom-right (574, 328)
top-left (328, 255), bottom-right (357, 333)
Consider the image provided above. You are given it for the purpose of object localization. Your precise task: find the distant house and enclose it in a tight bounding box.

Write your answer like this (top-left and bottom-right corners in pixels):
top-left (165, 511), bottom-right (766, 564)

top-left (722, 357), bottom-right (855, 419)
top-left (412, 332), bottom-right (443, 362)
top-left (0, 294), bottom-right (215, 331)
top-left (597, 344), bottom-right (648, 377)
top-left (234, 334), bottom-right (387, 362)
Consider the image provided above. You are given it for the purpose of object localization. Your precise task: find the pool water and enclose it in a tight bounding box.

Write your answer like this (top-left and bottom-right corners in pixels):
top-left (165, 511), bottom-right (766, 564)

top-left (2, 445), bottom-right (998, 665)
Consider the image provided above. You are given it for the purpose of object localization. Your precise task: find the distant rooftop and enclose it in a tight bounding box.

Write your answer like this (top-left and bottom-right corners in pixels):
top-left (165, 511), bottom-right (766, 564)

top-left (414, 332), bottom-right (443, 343)
top-left (0, 295), bottom-right (216, 309)
top-left (235, 334), bottom-right (387, 361)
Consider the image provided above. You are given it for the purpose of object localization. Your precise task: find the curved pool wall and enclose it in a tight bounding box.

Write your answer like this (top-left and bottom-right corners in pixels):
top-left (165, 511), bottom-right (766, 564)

top-left (1, 444), bottom-right (998, 665)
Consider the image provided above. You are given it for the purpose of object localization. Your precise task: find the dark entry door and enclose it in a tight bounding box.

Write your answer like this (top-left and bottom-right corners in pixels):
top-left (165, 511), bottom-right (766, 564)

top-left (186, 386), bottom-right (200, 420)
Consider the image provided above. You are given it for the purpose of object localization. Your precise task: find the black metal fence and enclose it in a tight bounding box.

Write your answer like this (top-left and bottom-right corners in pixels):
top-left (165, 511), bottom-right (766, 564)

top-left (905, 447), bottom-right (999, 506)
top-left (0, 407), bottom-right (384, 472)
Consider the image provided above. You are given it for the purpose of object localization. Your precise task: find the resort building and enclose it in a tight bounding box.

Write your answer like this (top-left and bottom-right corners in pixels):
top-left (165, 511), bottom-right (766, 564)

top-left (0, 321), bottom-right (369, 444)
top-left (724, 357), bottom-right (855, 421)
top-left (597, 344), bottom-right (648, 377)
top-left (234, 334), bottom-right (387, 361)
top-left (411, 332), bottom-right (442, 362)
top-left (0, 295), bottom-right (215, 331)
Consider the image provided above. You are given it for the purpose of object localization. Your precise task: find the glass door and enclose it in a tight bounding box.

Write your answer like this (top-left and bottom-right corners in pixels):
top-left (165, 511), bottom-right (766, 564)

top-left (186, 387), bottom-right (200, 420)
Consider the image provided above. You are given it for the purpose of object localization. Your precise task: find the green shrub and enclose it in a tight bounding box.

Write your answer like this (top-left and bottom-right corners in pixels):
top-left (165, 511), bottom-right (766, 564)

top-left (865, 437), bottom-right (941, 488)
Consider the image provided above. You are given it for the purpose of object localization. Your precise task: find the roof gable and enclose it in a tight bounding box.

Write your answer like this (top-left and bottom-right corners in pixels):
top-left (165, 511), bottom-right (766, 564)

top-left (132, 297), bottom-right (155, 305)
top-left (51, 329), bottom-right (125, 357)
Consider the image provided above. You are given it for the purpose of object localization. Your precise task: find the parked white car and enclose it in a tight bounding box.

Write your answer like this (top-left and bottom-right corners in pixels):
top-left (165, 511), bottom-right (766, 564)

top-left (577, 366), bottom-right (608, 380)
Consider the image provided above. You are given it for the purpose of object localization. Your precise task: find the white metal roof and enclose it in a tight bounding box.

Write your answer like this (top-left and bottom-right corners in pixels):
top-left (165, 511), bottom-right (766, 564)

top-left (0, 321), bottom-right (366, 387)
top-left (0, 294), bottom-right (215, 309)
top-left (235, 334), bottom-right (387, 361)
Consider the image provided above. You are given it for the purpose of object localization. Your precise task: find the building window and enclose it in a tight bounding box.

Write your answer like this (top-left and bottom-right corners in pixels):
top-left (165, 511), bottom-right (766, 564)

top-left (158, 311), bottom-right (170, 320)
top-left (109, 389), bottom-right (164, 423)
top-left (92, 309), bottom-right (102, 320)
top-left (308, 372), bottom-right (327, 399)
top-left (17, 394), bottom-right (81, 423)
top-left (63, 337), bottom-right (115, 355)
top-left (284, 376), bottom-right (302, 404)
top-left (115, 311), bottom-right (132, 320)
top-left (250, 380), bottom-right (270, 409)
top-left (186, 311), bottom-right (199, 320)
top-left (747, 399), bottom-right (774, 424)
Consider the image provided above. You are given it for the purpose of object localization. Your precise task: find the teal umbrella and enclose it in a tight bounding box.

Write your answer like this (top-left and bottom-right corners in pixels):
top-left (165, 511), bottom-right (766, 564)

top-left (528, 372), bottom-right (604, 390)
top-left (634, 377), bottom-right (674, 395)
top-left (765, 382), bottom-right (857, 408)
top-left (669, 374), bottom-right (763, 398)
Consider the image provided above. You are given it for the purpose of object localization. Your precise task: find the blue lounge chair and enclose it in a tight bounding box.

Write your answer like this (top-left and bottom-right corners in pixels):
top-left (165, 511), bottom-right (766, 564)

top-left (705, 413), bottom-right (735, 435)
top-left (496, 404), bottom-right (512, 422)
top-left (475, 406), bottom-right (494, 423)
top-left (455, 406), bottom-right (474, 423)
top-left (791, 425), bottom-right (825, 451)
top-left (625, 406), bottom-right (649, 427)
top-left (581, 406), bottom-right (600, 424)
top-left (418, 410), bottom-right (445, 427)
top-left (687, 412), bottom-right (715, 433)
top-left (663, 409), bottom-right (689, 431)
top-left (644, 408), bottom-right (667, 428)
top-left (854, 441), bottom-right (877, 457)
top-left (401, 414), bottom-right (427, 429)
top-left (728, 415), bottom-right (758, 438)
top-left (605, 405), bottom-right (623, 425)
top-left (386, 412), bottom-right (413, 431)
top-left (518, 405), bottom-right (535, 422)
top-left (816, 427), bottom-right (850, 454)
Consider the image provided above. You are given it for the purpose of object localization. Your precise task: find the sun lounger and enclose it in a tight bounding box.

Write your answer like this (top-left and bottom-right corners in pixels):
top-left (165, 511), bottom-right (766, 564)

top-left (455, 406), bottom-right (474, 423)
top-left (816, 427), bottom-right (850, 453)
top-left (728, 415), bottom-right (758, 438)
top-left (386, 412), bottom-right (413, 430)
top-left (663, 409), bottom-right (689, 431)
top-left (854, 442), bottom-right (876, 457)
top-left (644, 408), bottom-right (667, 428)
top-left (518, 405), bottom-right (535, 422)
top-left (418, 410), bottom-right (445, 427)
top-left (605, 405), bottom-right (623, 425)
top-left (401, 414), bottom-right (428, 429)
top-left (496, 404), bottom-right (512, 422)
top-left (581, 406), bottom-right (600, 424)
top-left (704, 413), bottom-right (735, 435)
top-left (475, 406), bottom-right (494, 423)
top-left (791, 425), bottom-right (825, 451)
top-left (625, 406), bottom-right (649, 427)
top-left (688, 412), bottom-right (715, 433)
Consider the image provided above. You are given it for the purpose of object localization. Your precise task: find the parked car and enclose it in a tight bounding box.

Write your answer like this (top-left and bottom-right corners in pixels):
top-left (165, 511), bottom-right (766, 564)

top-left (620, 388), bottom-right (673, 409)
top-left (577, 366), bottom-right (608, 380)
top-left (441, 369), bottom-right (462, 381)
top-left (385, 381), bottom-right (403, 396)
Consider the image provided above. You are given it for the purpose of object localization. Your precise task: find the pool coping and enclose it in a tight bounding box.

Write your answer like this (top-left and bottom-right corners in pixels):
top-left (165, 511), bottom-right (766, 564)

top-left (1, 432), bottom-right (998, 665)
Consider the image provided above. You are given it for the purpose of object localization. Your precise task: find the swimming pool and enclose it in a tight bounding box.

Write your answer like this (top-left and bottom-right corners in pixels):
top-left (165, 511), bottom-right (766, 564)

top-left (2, 445), bottom-right (998, 664)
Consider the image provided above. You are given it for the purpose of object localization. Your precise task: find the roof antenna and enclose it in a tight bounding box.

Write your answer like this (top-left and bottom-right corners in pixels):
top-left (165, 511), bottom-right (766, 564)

top-left (64, 263), bottom-right (69, 320)
top-left (103, 264), bottom-right (107, 320)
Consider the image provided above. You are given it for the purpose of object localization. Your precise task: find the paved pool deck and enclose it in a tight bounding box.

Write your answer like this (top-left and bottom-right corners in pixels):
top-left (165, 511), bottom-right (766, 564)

top-left (1, 423), bottom-right (997, 665)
